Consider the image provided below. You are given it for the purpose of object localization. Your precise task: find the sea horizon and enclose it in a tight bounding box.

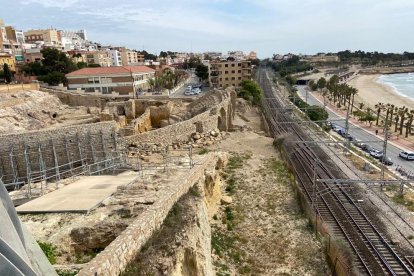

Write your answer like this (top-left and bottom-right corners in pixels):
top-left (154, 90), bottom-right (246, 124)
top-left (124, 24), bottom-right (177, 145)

top-left (377, 72), bottom-right (414, 101)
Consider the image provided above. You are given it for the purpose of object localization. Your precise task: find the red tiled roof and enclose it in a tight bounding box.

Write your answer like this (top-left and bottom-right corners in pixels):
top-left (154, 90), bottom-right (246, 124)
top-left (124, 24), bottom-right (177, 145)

top-left (66, 66), bottom-right (155, 77)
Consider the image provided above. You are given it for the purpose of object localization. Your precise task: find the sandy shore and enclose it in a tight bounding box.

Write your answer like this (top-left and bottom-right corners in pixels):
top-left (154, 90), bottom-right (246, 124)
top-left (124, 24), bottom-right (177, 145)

top-left (347, 74), bottom-right (414, 110)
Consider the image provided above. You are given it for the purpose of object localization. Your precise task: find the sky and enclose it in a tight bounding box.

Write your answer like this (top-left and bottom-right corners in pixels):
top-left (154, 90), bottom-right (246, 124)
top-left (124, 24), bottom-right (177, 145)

top-left (2, 0), bottom-right (414, 58)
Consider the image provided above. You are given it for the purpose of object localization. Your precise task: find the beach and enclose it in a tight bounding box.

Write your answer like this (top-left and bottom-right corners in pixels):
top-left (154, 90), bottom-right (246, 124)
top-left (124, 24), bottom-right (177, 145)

top-left (347, 74), bottom-right (414, 110)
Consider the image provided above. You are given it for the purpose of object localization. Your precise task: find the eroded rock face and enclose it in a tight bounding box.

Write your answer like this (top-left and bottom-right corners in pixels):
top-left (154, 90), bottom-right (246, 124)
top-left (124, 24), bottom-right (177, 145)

top-left (70, 221), bottom-right (128, 253)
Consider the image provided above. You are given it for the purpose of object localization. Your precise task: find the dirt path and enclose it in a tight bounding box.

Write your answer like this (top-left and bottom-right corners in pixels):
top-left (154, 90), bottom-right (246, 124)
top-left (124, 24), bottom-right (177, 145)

top-left (209, 105), bottom-right (330, 275)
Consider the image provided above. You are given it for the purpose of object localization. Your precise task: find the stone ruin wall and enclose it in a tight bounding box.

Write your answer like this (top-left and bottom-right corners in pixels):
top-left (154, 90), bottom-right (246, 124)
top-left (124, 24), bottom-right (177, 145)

top-left (78, 152), bottom-right (223, 276)
top-left (125, 88), bottom-right (237, 146)
top-left (0, 122), bottom-right (118, 186)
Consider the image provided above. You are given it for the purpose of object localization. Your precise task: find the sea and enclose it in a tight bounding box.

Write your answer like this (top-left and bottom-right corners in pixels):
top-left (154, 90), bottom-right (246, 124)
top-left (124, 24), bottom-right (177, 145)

top-left (377, 73), bottom-right (414, 99)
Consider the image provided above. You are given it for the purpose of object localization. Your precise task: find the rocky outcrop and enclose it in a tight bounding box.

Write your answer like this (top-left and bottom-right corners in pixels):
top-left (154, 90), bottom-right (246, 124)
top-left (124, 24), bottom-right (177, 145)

top-left (70, 221), bottom-right (128, 253)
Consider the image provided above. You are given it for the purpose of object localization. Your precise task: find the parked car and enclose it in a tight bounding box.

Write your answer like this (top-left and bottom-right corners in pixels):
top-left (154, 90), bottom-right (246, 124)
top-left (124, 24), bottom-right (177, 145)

top-left (370, 149), bottom-right (383, 159)
top-left (186, 85), bottom-right (192, 91)
top-left (360, 144), bottom-right (372, 152)
top-left (337, 129), bottom-right (346, 136)
top-left (379, 156), bottom-right (393, 166)
top-left (184, 90), bottom-right (194, 96)
top-left (399, 151), bottom-right (414, 160)
top-left (192, 88), bottom-right (201, 95)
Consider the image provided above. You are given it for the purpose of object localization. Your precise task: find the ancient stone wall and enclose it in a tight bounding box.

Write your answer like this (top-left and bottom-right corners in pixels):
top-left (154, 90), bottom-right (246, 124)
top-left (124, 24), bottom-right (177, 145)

top-left (41, 88), bottom-right (109, 110)
top-left (125, 89), bottom-right (236, 146)
top-left (78, 153), bottom-right (222, 276)
top-left (0, 122), bottom-right (118, 186)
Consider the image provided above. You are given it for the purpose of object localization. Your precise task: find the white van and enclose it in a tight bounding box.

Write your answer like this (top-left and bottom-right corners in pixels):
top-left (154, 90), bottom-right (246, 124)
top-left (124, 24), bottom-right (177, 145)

top-left (399, 151), bottom-right (414, 160)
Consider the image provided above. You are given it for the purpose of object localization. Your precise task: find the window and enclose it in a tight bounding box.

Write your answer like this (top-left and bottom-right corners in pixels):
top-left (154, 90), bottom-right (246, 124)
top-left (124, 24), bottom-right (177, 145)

top-left (238, 77), bottom-right (241, 80)
top-left (231, 64), bottom-right (235, 67)
top-left (238, 63), bottom-right (242, 66)
top-left (225, 71), bottom-right (228, 74)
top-left (225, 77), bottom-right (229, 81)
top-left (231, 77), bottom-right (235, 80)
top-left (231, 70), bottom-right (235, 73)
top-left (225, 64), bottom-right (228, 67)
top-left (238, 70), bottom-right (241, 73)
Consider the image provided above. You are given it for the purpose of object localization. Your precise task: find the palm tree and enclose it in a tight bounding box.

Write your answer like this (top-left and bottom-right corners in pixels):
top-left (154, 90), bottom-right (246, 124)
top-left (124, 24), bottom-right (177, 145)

top-left (350, 87), bottom-right (358, 113)
top-left (399, 107), bottom-right (408, 135)
top-left (388, 105), bottom-right (396, 129)
top-left (394, 113), bottom-right (400, 132)
top-left (359, 102), bottom-right (365, 110)
top-left (405, 112), bottom-right (414, 138)
top-left (375, 103), bottom-right (384, 126)
top-left (408, 110), bottom-right (414, 137)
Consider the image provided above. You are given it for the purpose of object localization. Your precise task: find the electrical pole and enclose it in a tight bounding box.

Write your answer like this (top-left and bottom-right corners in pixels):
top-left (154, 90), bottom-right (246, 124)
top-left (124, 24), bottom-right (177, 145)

top-left (344, 100), bottom-right (351, 153)
top-left (381, 116), bottom-right (389, 191)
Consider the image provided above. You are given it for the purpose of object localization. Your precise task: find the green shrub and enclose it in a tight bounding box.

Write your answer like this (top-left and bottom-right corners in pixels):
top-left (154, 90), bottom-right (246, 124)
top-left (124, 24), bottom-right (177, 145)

top-left (38, 241), bottom-right (57, 264)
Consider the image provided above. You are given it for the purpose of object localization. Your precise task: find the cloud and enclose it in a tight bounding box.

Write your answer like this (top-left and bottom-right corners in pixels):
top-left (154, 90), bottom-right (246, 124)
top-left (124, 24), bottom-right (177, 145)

top-left (6, 0), bottom-right (414, 56)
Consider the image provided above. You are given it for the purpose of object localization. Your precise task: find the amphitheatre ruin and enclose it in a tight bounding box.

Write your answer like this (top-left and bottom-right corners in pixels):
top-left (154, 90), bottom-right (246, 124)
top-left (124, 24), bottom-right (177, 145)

top-left (1, 81), bottom-right (330, 276)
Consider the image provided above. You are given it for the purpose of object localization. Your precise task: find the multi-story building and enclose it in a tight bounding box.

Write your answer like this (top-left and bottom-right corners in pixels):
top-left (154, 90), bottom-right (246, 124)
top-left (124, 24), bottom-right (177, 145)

top-left (85, 51), bottom-right (111, 67)
top-left (0, 52), bottom-right (16, 71)
top-left (5, 26), bottom-right (25, 44)
top-left (66, 66), bottom-right (155, 95)
top-left (227, 51), bottom-right (246, 61)
top-left (120, 49), bottom-right (144, 65)
top-left (24, 48), bottom-right (43, 63)
top-left (108, 49), bottom-right (122, 66)
top-left (59, 30), bottom-right (88, 51)
top-left (24, 29), bottom-right (62, 48)
top-left (209, 60), bottom-right (252, 89)
top-left (248, 51), bottom-right (257, 60)
top-left (0, 19), bottom-right (12, 54)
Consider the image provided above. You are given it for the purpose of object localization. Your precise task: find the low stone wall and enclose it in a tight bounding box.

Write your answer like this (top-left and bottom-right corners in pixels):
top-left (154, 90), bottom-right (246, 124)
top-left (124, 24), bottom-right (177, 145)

top-left (135, 108), bottom-right (152, 133)
top-left (125, 88), bottom-right (236, 146)
top-left (78, 153), bottom-right (221, 276)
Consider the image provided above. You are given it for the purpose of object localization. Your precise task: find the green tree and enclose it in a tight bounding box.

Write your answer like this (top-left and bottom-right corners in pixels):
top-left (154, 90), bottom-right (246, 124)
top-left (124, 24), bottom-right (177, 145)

top-left (88, 63), bottom-right (101, 68)
top-left (317, 77), bottom-right (327, 90)
top-left (37, 72), bottom-right (66, 86)
top-left (195, 64), bottom-right (209, 81)
top-left (3, 63), bottom-right (12, 83)
top-left (77, 61), bottom-right (88, 69)
top-left (239, 80), bottom-right (263, 105)
top-left (306, 106), bottom-right (328, 121)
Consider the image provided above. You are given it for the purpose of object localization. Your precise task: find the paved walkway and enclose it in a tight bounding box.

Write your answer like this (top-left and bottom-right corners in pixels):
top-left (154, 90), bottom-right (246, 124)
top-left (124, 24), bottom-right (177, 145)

top-left (16, 174), bottom-right (139, 214)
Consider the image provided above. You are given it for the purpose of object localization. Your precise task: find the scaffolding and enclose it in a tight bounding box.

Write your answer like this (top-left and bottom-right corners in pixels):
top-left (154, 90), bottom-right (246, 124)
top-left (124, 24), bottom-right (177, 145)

top-left (0, 129), bottom-right (127, 198)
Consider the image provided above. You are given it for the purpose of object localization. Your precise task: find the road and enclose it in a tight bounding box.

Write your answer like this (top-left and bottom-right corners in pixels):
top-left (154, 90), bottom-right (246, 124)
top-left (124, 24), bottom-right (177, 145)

top-left (169, 72), bottom-right (208, 98)
top-left (295, 85), bottom-right (414, 174)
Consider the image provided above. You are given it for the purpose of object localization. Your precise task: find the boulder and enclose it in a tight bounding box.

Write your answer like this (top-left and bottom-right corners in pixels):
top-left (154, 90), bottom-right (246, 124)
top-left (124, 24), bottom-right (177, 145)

top-left (221, 196), bottom-right (233, 205)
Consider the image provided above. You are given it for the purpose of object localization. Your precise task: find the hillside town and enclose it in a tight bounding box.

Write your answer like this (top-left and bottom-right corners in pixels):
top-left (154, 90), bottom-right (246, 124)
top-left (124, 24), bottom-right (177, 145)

top-left (2, 2), bottom-right (414, 276)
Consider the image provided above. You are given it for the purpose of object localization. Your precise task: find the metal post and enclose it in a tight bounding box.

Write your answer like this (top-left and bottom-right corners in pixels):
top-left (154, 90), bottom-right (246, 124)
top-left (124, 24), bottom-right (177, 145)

top-left (23, 145), bottom-right (32, 198)
top-left (38, 144), bottom-right (47, 194)
top-left (64, 136), bottom-right (74, 176)
top-left (89, 132), bottom-right (98, 174)
top-left (381, 116), bottom-right (389, 191)
top-left (344, 100), bottom-right (351, 153)
top-left (77, 133), bottom-right (87, 175)
top-left (100, 130), bottom-right (108, 170)
top-left (9, 146), bottom-right (18, 189)
top-left (51, 139), bottom-right (60, 187)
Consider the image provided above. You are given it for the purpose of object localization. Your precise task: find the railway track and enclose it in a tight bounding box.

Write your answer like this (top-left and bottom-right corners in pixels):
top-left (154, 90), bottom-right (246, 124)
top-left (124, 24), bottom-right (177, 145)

top-left (257, 68), bottom-right (414, 275)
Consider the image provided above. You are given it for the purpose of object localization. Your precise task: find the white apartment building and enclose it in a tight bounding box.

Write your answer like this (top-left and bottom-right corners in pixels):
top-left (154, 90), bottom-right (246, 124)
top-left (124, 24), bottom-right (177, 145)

top-left (108, 49), bottom-right (122, 66)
